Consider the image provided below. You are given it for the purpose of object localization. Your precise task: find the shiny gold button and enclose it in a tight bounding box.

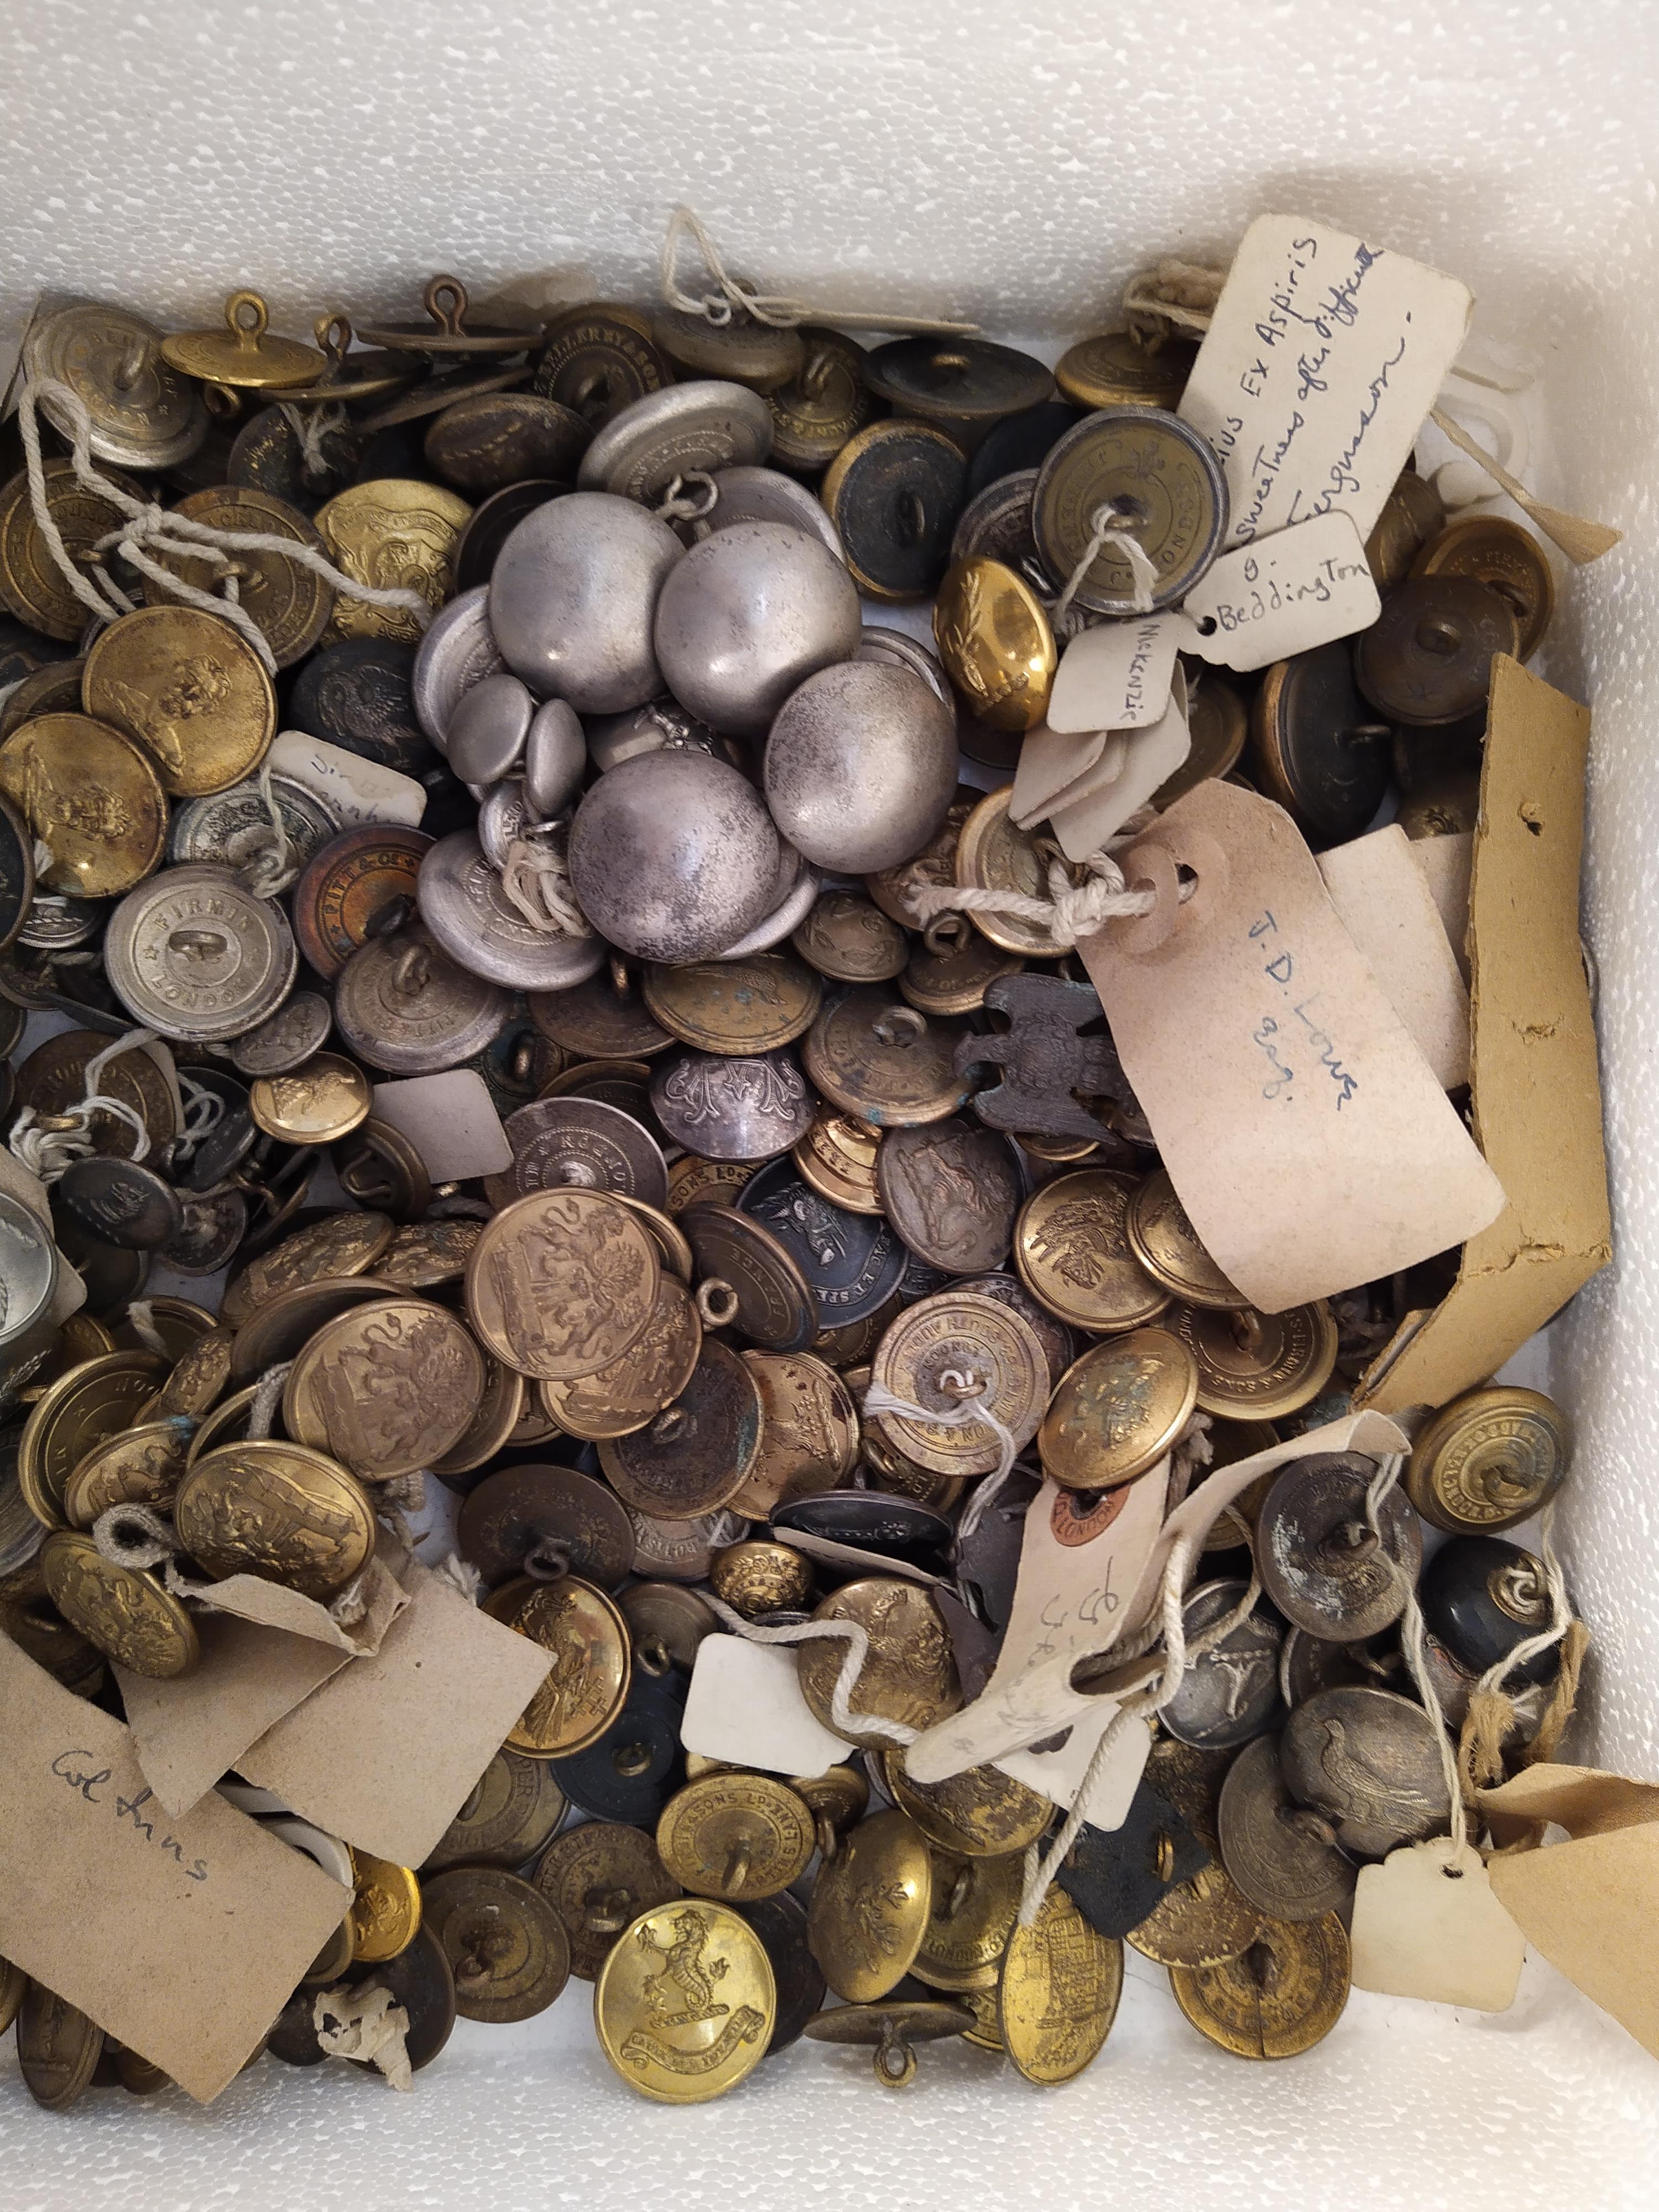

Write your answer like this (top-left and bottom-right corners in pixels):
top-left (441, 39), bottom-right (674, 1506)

top-left (932, 557), bottom-right (1056, 733)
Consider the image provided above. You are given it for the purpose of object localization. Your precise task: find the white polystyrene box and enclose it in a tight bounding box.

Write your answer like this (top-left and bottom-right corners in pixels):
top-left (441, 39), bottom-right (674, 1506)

top-left (4, 2), bottom-right (1659, 2204)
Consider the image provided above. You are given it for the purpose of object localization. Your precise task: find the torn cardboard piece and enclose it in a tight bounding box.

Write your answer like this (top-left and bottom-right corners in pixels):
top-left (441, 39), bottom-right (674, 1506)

top-left (234, 1558), bottom-right (554, 1866)
top-left (0, 1635), bottom-right (348, 2104)
top-left (1075, 779), bottom-right (1504, 1311)
top-left (1318, 821), bottom-right (1470, 1089)
top-left (1479, 1764), bottom-right (1659, 2063)
top-left (1359, 659), bottom-right (1611, 1412)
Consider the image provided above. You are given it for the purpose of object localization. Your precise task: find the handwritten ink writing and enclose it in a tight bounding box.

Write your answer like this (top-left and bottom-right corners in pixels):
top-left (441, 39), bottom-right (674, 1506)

top-left (49, 1751), bottom-right (209, 1881)
top-left (1312, 327), bottom-right (1411, 513)
top-left (1121, 621), bottom-right (1161, 717)
top-left (52, 1749), bottom-right (109, 1803)
top-left (1243, 912), bottom-right (1359, 1108)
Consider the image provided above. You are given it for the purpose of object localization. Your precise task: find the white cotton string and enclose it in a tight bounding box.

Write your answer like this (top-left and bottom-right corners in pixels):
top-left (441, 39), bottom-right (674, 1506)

top-left (1051, 510), bottom-right (1161, 629)
top-left (1165, 1410), bottom-right (1215, 1514)
top-left (659, 204), bottom-right (979, 336)
top-left (7, 1025), bottom-right (158, 1180)
top-left (499, 822), bottom-right (588, 936)
top-left (229, 760), bottom-right (299, 899)
top-left (91, 1500), bottom-right (180, 1571)
top-left (1363, 1452), bottom-right (1467, 1855)
top-left (123, 1298), bottom-right (171, 1358)
top-left (904, 844), bottom-right (1193, 951)
top-left (653, 471), bottom-right (721, 524)
top-left (168, 1071), bottom-right (226, 1164)
top-left (1121, 259), bottom-right (1228, 337)
top-left (859, 1373), bottom-right (1019, 1550)
top-left (1015, 1529), bottom-right (1266, 1926)
top-left (434, 1553), bottom-right (484, 1605)
top-left (1474, 1501), bottom-right (1572, 1699)
top-left (248, 1360), bottom-right (295, 1441)
top-left (18, 379), bottom-right (439, 675)
top-left (702, 1594), bottom-right (919, 1747)
top-left (314, 1984), bottom-right (413, 2093)
top-left (277, 399), bottom-right (349, 480)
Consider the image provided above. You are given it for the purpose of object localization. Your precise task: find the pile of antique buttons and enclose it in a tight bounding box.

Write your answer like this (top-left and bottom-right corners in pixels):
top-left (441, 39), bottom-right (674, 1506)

top-left (0, 268), bottom-right (1579, 2107)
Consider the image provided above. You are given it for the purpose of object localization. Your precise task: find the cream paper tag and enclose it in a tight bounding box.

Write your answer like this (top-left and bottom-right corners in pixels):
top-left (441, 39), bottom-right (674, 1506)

top-left (1350, 1837), bottom-right (1526, 2011)
top-left (1181, 214), bottom-right (1473, 547)
top-left (906, 1411), bottom-right (1409, 1783)
top-left (270, 729), bottom-right (428, 828)
top-left (903, 1466), bottom-right (1168, 1785)
top-left (371, 1070), bottom-right (513, 1182)
top-left (681, 1636), bottom-right (854, 1775)
top-left (1010, 725), bottom-right (1128, 828)
top-left (1177, 512), bottom-right (1380, 672)
top-left (1048, 684), bottom-right (1192, 861)
top-left (0, 1636), bottom-right (348, 2104)
top-left (1407, 829), bottom-right (1473, 985)
top-left (1074, 780), bottom-right (1504, 1312)
top-left (994, 1699), bottom-right (1150, 1831)
top-left (235, 1561), bottom-right (553, 1865)
top-left (1047, 617), bottom-right (1179, 733)
top-left (1318, 822), bottom-right (1470, 1088)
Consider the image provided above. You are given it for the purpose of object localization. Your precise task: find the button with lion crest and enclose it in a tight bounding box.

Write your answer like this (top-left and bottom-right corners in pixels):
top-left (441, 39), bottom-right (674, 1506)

top-left (1015, 1170), bottom-right (1171, 1333)
top-left (795, 1577), bottom-right (961, 1749)
top-left (595, 1897), bottom-right (775, 2103)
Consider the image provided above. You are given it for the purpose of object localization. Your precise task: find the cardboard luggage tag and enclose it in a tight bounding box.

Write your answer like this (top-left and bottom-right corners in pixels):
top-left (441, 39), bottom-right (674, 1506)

top-left (1010, 725), bottom-right (1128, 829)
top-left (1349, 1835), bottom-right (1526, 2011)
top-left (1179, 212), bottom-right (1474, 548)
top-left (1318, 822), bottom-right (1470, 1089)
top-left (371, 1068), bottom-right (513, 1182)
top-left (234, 1559), bottom-right (554, 1866)
top-left (681, 1636), bottom-right (855, 1776)
top-left (1176, 511), bottom-right (1381, 672)
top-left (992, 1697), bottom-right (1150, 1833)
top-left (270, 729), bottom-right (427, 828)
top-left (115, 1543), bottom-right (416, 1818)
top-left (1073, 780), bottom-right (1505, 1313)
top-left (0, 1636), bottom-right (348, 2104)
top-left (1359, 662), bottom-right (1610, 1412)
top-left (905, 1411), bottom-right (1408, 1786)
top-left (1047, 679), bottom-right (1191, 861)
top-left (1476, 1765), bottom-right (1659, 2062)
top-left (1047, 617), bottom-right (1181, 733)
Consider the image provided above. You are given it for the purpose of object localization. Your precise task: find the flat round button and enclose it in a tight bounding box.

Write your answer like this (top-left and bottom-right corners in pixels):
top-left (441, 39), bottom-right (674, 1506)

top-left (656, 1773), bottom-right (816, 1901)
top-left (808, 1809), bottom-right (933, 2001)
top-left (1169, 1912), bottom-right (1350, 2059)
top-left (1160, 1579), bottom-right (1285, 1750)
top-left (1405, 1384), bottom-right (1567, 1535)
top-left (1354, 575), bottom-right (1520, 727)
top-left (533, 1819), bottom-right (681, 1982)
top-left (1217, 1734), bottom-right (1356, 1923)
top-left (821, 421), bottom-right (968, 602)
top-left (420, 1866), bottom-right (571, 2023)
top-left (1033, 408), bottom-right (1227, 615)
top-left (1255, 1451), bottom-right (1421, 1641)
top-left (1249, 644), bottom-right (1394, 846)
top-left (1280, 1686), bottom-right (1453, 1859)
top-left (1039, 1327), bottom-right (1200, 1490)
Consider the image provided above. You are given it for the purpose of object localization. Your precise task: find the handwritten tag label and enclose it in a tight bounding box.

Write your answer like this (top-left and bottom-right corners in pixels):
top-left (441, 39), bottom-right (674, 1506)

top-left (1048, 617), bottom-right (1180, 733)
top-left (1350, 1837), bottom-right (1526, 2011)
top-left (0, 1636), bottom-right (347, 2103)
top-left (270, 729), bottom-right (427, 828)
top-left (1318, 823), bottom-right (1470, 1088)
top-left (1181, 214), bottom-right (1473, 547)
top-left (904, 1467), bottom-right (1168, 1784)
top-left (682, 1636), bottom-right (855, 1775)
top-left (1075, 780), bottom-right (1504, 1312)
top-left (1178, 512), bottom-right (1380, 672)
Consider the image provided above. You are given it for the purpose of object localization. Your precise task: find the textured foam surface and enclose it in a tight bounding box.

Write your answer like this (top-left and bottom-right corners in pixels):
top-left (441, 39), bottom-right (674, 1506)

top-left (4, 2), bottom-right (1659, 2200)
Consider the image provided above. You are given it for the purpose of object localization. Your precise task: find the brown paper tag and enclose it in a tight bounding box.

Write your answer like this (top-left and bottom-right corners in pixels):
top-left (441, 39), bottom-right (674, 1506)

top-left (1478, 1766), bottom-right (1659, 2060)
top-left (200, 1545), bottom-right (412, 1653)
top-left (1359, 661), bottom-right (1610, 1411)
top-left (1349, 1837), bottom-right (1526, 2010)
top-left (0, 1635), bottom-right (347, 2103)
top-left (115, 1615), bottom-right (353, 1820)
top-left (234, 1559), bottom-right (553, 1865)
top-left (1075, 780), bottom-right (1505, 1311)
top-left (1177, 512), bottom-right (1381, 671)
top-left (1318, 822), bottom-right (1470, 1088)
top-left (1406, 830), bottom-right (1473, 986)
top-left (1180, 214), bottom-right (1473, 546)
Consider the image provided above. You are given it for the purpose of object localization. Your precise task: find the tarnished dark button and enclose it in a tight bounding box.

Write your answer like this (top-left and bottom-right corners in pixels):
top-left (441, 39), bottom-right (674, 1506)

top-left (737, 1155), bottom-right (908, 1326)
top-left (1249, 643), bottom-right (1393, 846)
top-left (821, 421), bottom-right (968, 602)
top-left (1420, 1533), bottom-right (1562, 1688)
top-left (1354, 575), bottom-right (1521, 727)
